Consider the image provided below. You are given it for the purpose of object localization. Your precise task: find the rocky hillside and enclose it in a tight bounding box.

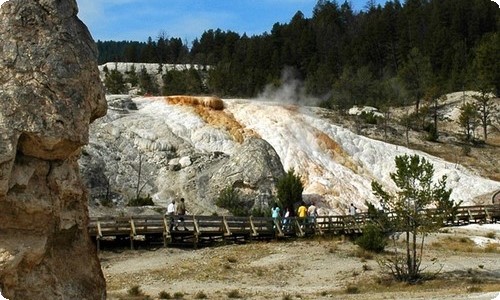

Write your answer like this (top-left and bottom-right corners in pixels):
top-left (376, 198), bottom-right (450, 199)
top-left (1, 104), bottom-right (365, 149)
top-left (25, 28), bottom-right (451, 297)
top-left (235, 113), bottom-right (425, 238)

top-left (80, 93), bottom-right (500, 217)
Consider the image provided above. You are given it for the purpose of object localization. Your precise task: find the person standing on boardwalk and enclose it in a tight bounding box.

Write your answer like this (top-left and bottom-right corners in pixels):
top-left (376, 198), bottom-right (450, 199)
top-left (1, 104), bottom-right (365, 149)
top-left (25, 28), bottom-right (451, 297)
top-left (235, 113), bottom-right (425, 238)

top-left (297, 201), bottom-right (308, 228)
top-left (307, 202), bottom-right (318, 223)
top-left (175, 198), bottom-right (188, 231)
top-left (349, 203), bottom-right (357, 216)
top-left (271, 204), bottom-right (281, 219)
top-left (271, 204), bottom-right (281, 229)
top-left (166, 199), bottom-right (176, 231)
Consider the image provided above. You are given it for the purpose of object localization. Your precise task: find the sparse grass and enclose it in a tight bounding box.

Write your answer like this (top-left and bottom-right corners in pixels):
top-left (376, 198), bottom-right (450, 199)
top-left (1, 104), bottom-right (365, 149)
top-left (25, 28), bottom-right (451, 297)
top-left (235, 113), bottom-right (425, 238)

top-left (469, 275), bottom-right (483, 285)
top-left (431, 236), bottom-right (475, 252)
top-left (352, 248), bottom-right (374, 260)
top-left (484, 243), bottom-right (500, 253)
top-left (431, 236), bottom-right (500, 253)
top-left (466, 285), bottom-right (482, 293)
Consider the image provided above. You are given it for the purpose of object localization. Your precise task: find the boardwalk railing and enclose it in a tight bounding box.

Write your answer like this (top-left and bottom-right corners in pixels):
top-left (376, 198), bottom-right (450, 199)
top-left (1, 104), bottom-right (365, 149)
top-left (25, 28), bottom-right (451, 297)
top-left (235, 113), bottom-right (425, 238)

top-left (88, 204), bottom-right (500, 250)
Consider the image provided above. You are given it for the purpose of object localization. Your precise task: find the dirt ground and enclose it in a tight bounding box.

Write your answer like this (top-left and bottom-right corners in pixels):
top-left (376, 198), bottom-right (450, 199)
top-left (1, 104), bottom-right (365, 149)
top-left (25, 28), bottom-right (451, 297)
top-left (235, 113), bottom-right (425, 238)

top-left (100, 226), bottom-right (500, 300)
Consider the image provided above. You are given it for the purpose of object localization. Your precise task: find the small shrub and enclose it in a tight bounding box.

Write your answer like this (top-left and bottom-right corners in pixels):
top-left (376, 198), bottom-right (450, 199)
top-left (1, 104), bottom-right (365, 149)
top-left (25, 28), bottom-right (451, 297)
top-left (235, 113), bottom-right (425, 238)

top-left (469, 276), bottom-right (483, 284)
top-left (173, 291), bottom-right (184, 299)
top-left (459, 237), bottom-right (469, 243)
top-left (128, 194), bottom-right (154, 206)
top-left (158, 291), bottom-right (171, 299)
top-left (194, 291), bottom-right (208, 299)
top-left (216, 186), bottom-right (249, 216)
top-left (282, 293), bottom-right (292, 300)
top-left (466, 286), bottom-right (482, 293)
top-left (227, 256), bottom-right (237, 263)
top-left (486, 232), bottom-right (496, 239)
top-left (100, 198), bottom-right (113, 207)
top-left (425, 124), bottom-right (439, 142)
top-left (356, 223), bottom-right (387, 253)
top-left (227, 289), bottom-right (242, 298)
top-left (362, 264), bottom-right (372, 271)
top-left (345, 284), bottom-right (360, 294)
top-left (461, 144), bottom-right (471, 156)
top-left (128, 285), bottom-right (143, 296)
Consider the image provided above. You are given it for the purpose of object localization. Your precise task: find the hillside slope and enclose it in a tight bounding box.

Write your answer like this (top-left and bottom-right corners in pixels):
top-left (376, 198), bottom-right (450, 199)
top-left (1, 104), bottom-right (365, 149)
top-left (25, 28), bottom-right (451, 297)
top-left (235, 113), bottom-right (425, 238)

top-left (81, 94), bottom-right (500, 215)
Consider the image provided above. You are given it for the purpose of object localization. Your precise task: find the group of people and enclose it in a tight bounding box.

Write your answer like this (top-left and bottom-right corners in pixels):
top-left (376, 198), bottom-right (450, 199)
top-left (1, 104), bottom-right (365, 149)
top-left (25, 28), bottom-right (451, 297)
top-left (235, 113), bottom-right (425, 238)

top-left (165, 197), bottom-right (188, 231)
top-left (271, 201), bottom-right (319, 230)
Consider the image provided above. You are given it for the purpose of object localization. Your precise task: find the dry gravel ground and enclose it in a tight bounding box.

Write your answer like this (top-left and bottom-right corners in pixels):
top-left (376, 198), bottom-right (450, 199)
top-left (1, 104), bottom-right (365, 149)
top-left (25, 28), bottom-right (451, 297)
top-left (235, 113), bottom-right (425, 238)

top-left (100, 226), bottom-right (500, 300)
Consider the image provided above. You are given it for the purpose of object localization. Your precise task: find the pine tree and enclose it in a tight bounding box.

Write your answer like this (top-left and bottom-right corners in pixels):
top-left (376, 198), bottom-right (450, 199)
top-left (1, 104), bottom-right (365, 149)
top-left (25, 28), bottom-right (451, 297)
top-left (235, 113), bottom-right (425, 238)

top-left (276, 169), bottom-right (304, 213)
top-left (458, 102), bottom-right (479, 142)
top-left (371, 154), bottom-right (455, 283)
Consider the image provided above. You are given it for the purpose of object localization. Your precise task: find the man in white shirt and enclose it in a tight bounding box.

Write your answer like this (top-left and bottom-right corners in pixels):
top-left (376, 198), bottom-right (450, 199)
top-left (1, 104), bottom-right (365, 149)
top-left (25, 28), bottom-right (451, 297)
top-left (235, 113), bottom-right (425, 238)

top-left (166, 200), bottom-right (176, 231)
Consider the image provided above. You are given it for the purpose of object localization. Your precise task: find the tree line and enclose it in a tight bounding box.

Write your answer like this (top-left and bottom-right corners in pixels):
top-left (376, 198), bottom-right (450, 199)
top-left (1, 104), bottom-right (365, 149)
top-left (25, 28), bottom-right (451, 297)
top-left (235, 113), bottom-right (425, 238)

top-left (97, 0), bottom-right (498, 105)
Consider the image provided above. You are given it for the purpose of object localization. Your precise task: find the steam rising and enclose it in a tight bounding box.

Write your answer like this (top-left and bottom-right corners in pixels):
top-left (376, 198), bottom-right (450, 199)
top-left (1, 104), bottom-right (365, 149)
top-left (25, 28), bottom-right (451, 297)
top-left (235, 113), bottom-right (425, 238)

top-left (257, 67), bottom-right (322, 106)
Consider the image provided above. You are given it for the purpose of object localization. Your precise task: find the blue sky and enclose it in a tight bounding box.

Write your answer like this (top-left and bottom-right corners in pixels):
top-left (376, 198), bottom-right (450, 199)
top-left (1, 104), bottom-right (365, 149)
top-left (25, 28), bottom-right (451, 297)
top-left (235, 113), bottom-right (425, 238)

top-left (76, 0), bottom-right (388, 44)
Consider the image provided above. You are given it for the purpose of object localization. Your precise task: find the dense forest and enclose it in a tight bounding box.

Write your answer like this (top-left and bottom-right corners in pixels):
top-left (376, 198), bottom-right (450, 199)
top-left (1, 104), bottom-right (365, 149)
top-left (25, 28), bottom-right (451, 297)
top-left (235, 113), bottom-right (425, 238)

top-left (97, 0), bottom-right (499, 109)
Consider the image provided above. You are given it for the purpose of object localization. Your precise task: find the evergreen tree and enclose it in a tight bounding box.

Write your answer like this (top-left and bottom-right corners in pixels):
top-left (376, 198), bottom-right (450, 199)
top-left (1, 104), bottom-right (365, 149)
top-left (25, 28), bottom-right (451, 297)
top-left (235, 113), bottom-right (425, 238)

top-left (371, 154), bottom-right (454, 283)
top-left (458, 102), bottom-right (479, 142)
top-left (472, 88), bottom-right (496, 141)
top-left (104, 69), bottom-right (126, 94)
top-left (398, 47), bottom-right (433, 114)
top-left (276, 169), bottom-right (304, 213)
top-left (138, 66), bottom-right (159, 95)
top-left (473, 33), bottom-right (500, 96)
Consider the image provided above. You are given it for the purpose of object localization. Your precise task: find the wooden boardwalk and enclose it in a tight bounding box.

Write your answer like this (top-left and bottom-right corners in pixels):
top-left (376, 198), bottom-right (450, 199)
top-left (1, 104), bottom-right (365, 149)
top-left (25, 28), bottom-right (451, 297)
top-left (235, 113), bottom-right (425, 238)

top-left (88, 204), bottom-right (500, 250)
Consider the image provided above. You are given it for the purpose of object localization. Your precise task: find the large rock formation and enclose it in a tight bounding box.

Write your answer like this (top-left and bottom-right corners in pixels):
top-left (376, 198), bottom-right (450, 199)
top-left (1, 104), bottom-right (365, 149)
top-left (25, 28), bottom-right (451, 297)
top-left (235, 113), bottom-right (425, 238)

top-left (80, 96), bottom-right (285, 215)
top-left (0, 0), bottom-right (106, 299)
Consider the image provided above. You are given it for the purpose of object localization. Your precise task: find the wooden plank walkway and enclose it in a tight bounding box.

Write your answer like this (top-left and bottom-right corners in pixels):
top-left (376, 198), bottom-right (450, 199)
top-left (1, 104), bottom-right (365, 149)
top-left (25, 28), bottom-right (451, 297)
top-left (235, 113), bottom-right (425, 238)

top-left (88, 204), bottom-right (500, 250)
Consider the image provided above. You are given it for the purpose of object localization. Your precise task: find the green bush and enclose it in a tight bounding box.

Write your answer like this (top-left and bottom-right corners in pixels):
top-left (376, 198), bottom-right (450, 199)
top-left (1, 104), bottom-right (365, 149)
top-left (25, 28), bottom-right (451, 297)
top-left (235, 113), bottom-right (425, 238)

top-left (356, 223), bottom-right (387, 253)
top-left (227, 289), bottom-right (242, 298)
top-left (424, 123), bottom-right (439, 142)
top-left (276, 169), bottom-right (303, 210)
top-left (128, 194), bottom-right (154, 206)
top-left (128, 285), bottom-right (144, 296)
top-left (216, 186), bottom-right (250, 216)
top-left (158, 291), bottom-right (171, 299)
top-left (360, 111), bottom-right (379, 124)
top-left (104, 69), bottom-right (126, 94)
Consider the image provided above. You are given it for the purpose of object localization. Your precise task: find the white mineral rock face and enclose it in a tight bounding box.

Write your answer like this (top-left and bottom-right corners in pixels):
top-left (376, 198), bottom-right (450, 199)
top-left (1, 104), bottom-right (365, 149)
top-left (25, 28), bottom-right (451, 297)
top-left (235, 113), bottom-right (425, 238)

top-left (82, 95), bottom-right (499, 217)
